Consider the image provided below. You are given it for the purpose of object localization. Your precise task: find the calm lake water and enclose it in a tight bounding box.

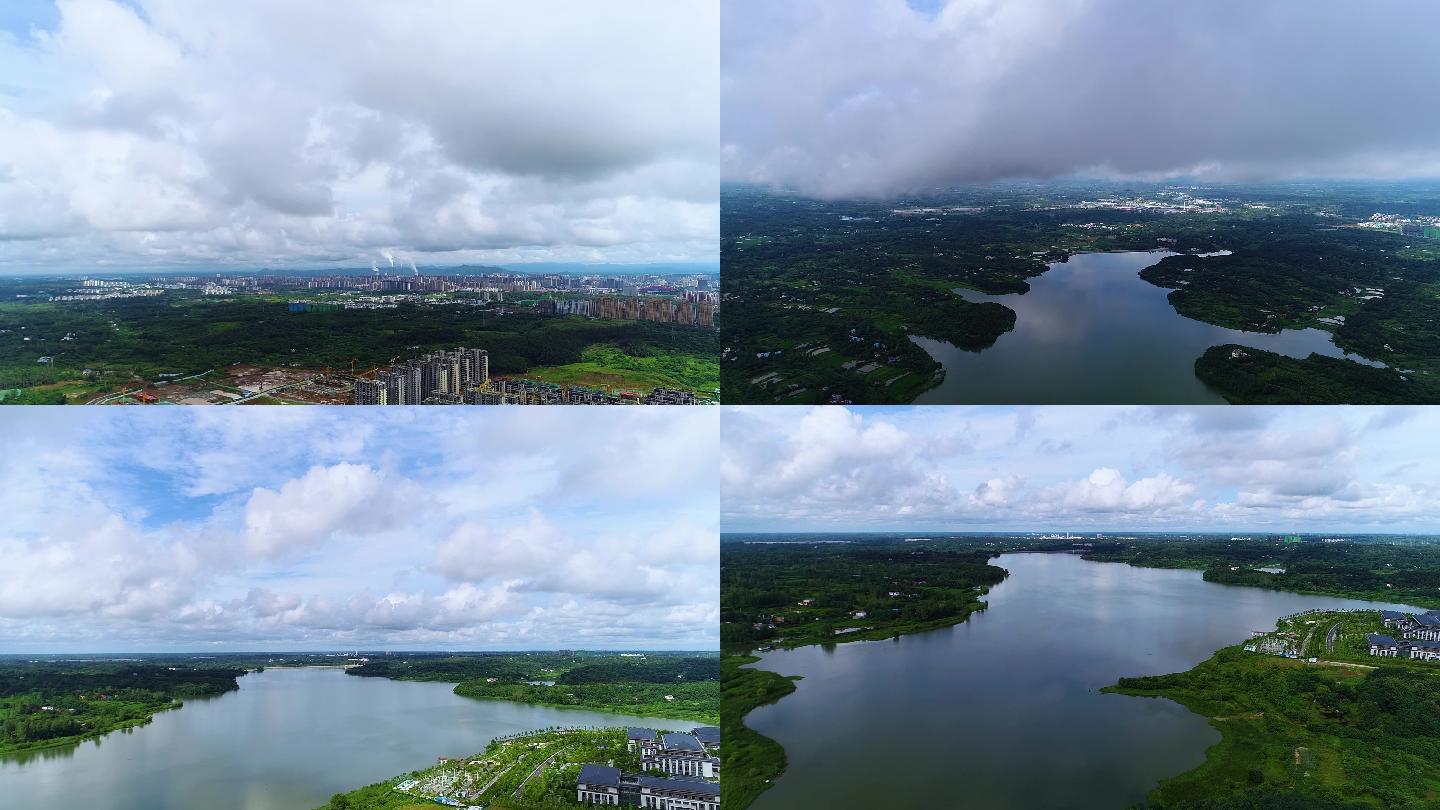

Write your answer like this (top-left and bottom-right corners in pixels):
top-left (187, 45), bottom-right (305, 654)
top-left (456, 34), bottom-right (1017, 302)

top-left (912, 251), bottom-right (1381, 404)
top-left (747, 552), bottom-right (1419, 810)
top-left (0, 667), bottom-right (687, 810)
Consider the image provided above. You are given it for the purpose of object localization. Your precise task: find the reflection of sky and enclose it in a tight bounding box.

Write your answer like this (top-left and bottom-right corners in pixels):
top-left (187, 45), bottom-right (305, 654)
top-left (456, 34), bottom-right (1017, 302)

top-left (918, 251), bottom-right (1382, 403)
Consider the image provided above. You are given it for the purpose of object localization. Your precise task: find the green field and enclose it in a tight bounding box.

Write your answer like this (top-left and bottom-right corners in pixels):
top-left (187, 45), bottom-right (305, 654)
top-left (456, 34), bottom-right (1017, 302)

top-left (526, 344), bottom-right (720, 395)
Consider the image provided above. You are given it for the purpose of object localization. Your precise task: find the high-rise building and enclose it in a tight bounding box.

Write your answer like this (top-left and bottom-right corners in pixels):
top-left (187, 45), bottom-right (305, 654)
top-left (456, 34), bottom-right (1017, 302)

top-left (354, 377), bottom-right (388, 405)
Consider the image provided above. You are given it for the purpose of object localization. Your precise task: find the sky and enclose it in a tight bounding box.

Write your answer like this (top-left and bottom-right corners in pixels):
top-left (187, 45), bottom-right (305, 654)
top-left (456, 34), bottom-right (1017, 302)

top-left (722, 0), bottom-right (1440, 198)
top-left (722, 405), bottom-right (1440, 534)
top-left (0, 0), bottom-right (718, 273)
top-left (0, 407), bottom-right (718, 653)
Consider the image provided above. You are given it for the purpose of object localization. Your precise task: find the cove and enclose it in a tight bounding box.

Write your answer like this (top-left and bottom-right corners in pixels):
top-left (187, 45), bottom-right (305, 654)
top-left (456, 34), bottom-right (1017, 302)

top-left (0, 666), bottom-right (688, 810)
top-left (912, 251), bottom-right (1381, 404)
top-left (745, 552), bottom-right (1422, 810)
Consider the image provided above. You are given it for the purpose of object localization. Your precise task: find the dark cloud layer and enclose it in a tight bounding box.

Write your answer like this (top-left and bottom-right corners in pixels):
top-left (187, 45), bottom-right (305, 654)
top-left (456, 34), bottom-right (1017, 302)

top-left (723, 0), bottom-right (1440, 197)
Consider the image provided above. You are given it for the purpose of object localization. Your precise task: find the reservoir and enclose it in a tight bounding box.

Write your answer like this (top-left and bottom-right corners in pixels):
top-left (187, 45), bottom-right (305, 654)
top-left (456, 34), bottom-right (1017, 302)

top-left (912, 251), bottom-right (1380, 404)
top-left (0, 667), bottom-right (688, 810)
top-left (746, 552), bottom-right (1419, 810)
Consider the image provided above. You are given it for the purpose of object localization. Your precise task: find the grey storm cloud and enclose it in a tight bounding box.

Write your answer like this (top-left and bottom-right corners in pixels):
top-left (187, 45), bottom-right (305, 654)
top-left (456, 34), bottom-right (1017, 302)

top-left (722, 0), bottom-right (1440, 198)
top-left (0, 0), bottom-right (718, 270)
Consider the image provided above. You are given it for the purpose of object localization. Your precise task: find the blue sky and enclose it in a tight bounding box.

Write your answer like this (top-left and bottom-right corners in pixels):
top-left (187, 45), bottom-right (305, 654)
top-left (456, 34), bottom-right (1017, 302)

top-left (0, 1), bottom-right (718, 273)
top-left (722, 405), bottom-right (1440, 534)
top-left (0, 408), bottom-right (718, 653)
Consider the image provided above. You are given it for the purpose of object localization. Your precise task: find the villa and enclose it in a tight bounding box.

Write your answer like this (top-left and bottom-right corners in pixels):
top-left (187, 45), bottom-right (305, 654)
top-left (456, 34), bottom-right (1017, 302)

top-left (577, 764), bottom-right (624, 806)
top-left (1368, 633), bottom-right (1403, 657)
top-left (1379, 609), bottom-right (1440, 641)
top-left (578, 728), bottom-right (721, 808)
top-left (1367, 632), bottom-right (1440, 660)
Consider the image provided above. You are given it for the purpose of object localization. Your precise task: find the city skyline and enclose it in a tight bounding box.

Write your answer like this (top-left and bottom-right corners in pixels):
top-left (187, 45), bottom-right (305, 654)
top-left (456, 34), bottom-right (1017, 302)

top-left (0, 407), bottom-right (719, 652)
top-left (0, 0), bottom-right (719, 273)
top-left (722, 405), bottom-right (1440, 533)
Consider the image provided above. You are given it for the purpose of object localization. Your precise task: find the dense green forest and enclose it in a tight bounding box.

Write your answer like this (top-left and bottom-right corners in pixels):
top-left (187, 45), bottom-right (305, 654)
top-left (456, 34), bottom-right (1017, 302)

top-left (721, 540), bottom-right (1007, 648)
top-left (1194, 345), bottom-right (1422, 404)
top-left (0, 662), bottom-right (243, 753)
top-left (1077, 536), bottom-right (1440, 610)
top-left (348, 652), bottom-right (719, 725)
top-left (1108, 645), bottom-right (1440, 808)
top-left (0, 287), bottom-right (717, 401)
top-left (722, 182), bottom-right (1440, 404)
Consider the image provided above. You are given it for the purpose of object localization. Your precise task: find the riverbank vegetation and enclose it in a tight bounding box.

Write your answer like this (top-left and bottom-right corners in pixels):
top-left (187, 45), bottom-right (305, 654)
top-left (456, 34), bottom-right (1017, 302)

top-left (0, 662), bottom-right (243, 754)
top-left (723, 181), bottom-right (1440, 404)
top-left (721, 539), bottom-right (1007, 649)
top-left (348, 653), bottom-right (719, 725)
top-left (720, 655), bottom-right (798, 810)
top-left (1194, 345), bottom-right (1422, 404)
top-left (1108, 639), bottom-right (1440, 808)
top-left (1076, 536), bottom-right (1440, 610)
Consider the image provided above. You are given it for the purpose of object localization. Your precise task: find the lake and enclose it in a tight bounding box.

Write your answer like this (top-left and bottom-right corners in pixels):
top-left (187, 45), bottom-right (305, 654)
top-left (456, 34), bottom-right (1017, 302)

top-left (912, 251), bottom-right (1381, 404)
top-left (0, 667), bottom-right (689, 810)
top-left (746, 552), bottom-right (1420, 810)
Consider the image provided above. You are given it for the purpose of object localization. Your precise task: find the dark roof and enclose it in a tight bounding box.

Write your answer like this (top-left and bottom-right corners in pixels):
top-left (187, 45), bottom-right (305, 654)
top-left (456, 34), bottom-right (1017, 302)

top-left (1380, 610), bottom-right (1407, 619)
top-left (1415, 613), bottom-right (1440, 627)
top-left (1368, 633), bottom-right (1400, 646)
top-left (627, 727), bottom-right (657, 740)
top-left (661, 733), bottom-right (705, 752)
top-left (1410, 639), bottom-right (1440, 651)
top-left (577, 764), bottom-right (621, 788)
top-left (691, 726), bottom-right (720, 745)
top-left (637, 775), bottom-right (720, 797)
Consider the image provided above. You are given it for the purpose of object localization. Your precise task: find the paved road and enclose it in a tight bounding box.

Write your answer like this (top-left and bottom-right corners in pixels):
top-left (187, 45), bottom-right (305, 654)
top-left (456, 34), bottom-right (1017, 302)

top-left (515, 745), bottom-right (570, 799)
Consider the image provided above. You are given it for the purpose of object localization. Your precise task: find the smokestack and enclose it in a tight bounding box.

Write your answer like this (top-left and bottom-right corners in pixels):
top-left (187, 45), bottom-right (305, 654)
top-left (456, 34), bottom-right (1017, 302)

top-left (410, 260), bottom-right (419, 276)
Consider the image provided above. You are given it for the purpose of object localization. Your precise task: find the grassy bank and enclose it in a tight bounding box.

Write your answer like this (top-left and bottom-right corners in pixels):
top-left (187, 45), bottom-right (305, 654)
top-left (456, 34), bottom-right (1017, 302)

top-left (1107, 637), bottom-right (1440, 808)
top-left (719, 655), bottom-right (799, 810)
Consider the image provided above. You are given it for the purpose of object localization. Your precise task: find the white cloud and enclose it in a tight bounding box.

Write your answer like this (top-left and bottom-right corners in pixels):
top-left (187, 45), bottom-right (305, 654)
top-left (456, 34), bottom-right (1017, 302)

top-left (243, 463), bottom-right (407, 555)
top-left (722, 405), bottom-right (1440, 532)
top-left (0, 0), bottom-right (718, 270)
top-left (0, 408), bottom-right (718, 651)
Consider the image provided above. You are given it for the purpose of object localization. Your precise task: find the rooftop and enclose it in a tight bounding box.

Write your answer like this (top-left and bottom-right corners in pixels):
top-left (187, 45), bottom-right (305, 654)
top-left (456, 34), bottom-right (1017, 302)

top-left (637, 775), bottom-right (720, 797)
top-left (660, 733), bottom-right (706, 752)
top-left (578, 764), bottom-right (621, 788)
